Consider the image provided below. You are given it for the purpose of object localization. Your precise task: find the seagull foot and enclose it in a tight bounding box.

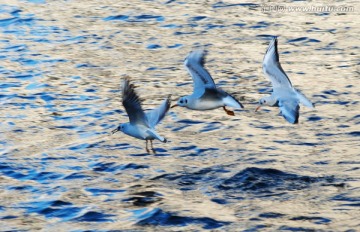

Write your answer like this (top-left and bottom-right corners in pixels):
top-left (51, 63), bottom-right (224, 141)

top-left (223, 106), bottom-right (235, 116)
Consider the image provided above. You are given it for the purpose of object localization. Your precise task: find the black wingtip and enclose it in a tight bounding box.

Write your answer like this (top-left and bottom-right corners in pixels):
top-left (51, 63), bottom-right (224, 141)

top-left (186, 49), bottom-right (207, 67)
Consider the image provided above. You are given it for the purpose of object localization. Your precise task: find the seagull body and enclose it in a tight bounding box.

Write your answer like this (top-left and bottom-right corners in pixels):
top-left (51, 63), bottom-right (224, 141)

top-left (256, 37), bottom-right (314, 124)
top-left (112, 77), bottom-right (170, 153)
top-left (172, 49), bottom-right (244, 116)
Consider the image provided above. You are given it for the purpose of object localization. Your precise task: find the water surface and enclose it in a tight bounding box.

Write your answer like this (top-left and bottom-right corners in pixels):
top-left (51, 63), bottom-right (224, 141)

top-left (0, 0), bottom-right (359, 231)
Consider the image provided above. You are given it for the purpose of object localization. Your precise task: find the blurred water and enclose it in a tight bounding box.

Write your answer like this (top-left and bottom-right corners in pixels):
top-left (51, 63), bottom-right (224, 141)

top-left (0, 0), bottom-right (359, 231)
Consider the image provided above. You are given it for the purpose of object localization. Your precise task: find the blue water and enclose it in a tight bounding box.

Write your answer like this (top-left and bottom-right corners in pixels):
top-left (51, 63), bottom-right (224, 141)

top-left (0, 1), bottom-right (359, 231)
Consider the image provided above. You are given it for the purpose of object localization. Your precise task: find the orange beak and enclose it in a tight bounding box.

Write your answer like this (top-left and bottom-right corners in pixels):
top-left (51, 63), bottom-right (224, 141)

top-left (255, 105), bottom-right (261, 112)
top-left (171, 104), bottom-right (178, 108)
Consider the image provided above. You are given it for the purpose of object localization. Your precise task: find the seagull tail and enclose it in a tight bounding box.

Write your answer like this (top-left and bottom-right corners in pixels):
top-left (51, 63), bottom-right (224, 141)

top-left (223, 95), bottom-right (244, 109)
top-left (147, 129), bottom-right (167, 143)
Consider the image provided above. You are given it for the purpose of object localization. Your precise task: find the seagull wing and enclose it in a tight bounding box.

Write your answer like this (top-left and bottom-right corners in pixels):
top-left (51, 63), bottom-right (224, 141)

top-left (146, 95), bottom-right (171, 128)
top-left (122, 77), bottom-right (148, 126)
top-left (295, 88), bottom-right (314, 109)
top-left (279, 99), bottom-right (300, 124)
top-left (263, 37), bottom-right (293, 89)
top-left (184, 49), bottom-right (216, 97)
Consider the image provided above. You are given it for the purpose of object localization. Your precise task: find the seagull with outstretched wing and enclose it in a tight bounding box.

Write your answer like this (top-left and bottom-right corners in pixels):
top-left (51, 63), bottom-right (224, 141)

top-left (171, 49), bottom-right (244, 116)
top-left (255, 37), bottom-right (314, 124)
top-left (112, 77), bottom-right (171, 154)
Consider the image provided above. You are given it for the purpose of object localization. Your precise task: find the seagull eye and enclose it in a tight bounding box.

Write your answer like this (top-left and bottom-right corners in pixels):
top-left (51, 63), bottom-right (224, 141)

top-left (179, 100), bottom-right (183, 104)
top-left (185, 99), bottom-right (188, 104)
top-left (263, 100), bottom-right (266, 104)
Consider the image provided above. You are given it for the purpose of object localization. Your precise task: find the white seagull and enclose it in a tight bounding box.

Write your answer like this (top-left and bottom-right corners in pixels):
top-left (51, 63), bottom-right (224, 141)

top-left (255, 37), bottom-right (314, 124)
top-left (111, 77), bottom-right (171, 154)
top-left (171, 49), bottom-right (244, 116)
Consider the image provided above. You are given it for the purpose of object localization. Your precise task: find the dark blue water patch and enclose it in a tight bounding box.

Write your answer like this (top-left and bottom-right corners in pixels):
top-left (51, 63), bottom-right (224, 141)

top-left (0, 164), bottom-right (64, 183)
top-left (161, 24), bottom-right (182, 29)
top-left (73, 211), bottom-right (115, 222)
top-left (91, 162), bottom-right (149, 173)
top-left (249, 21), bottom-right (269, 29)
top-left (103, 15), bottom-right (129, 21)
top-left (233, 23), bottom-right (247, 27)
top-left (134, 15), bottom-right (164, 22)
top-left (290, 216), bottom-right (331, 225)
top-left (23, 200), bottom-right (82, 221)
top-left (332, 192), bottom-right (360, 207)
top-left (123, 191), bottom-right (163, 206)
top-left (7, 73), bottom-right (36, 80)
top-left (291, 142), bottom-right (319, 146)
top-left (134, 208), bottom-right (230, 229)
top-left (307, 27), bottom-right (336, 34)
top-left (151, 166), bottom-right (229, 190)
top-left (211, 198), bottom-right (227, 205)
top-left (7, 185), bottom-right (36, 191)
top-left (3, 44), bottom-right (28, 52)
top-left (63, 172), bottom-right (91, 180)
top-left (254, 124), bottom-right (274, 130)
top-left (167, 43), bottom-right (182, 49)
top-left (258, 212), bottom-right (285, 218)
top-left (213, 2), bottom-right (258, 8)
top-left (147, 44), bottom-right (162, 49)
top-left (0, 83), bottom-right (21, 90)
top-left (1, 215), bottom-right (18, 220)
top-left (315, 133), bottom-right (337, 137)
top-left (173, 31), bottom-right (196, 36)
top-left (256, 34), bottom-right (275, 39)
top-left (177, 119), bottom-right (203, 125)
top-left (188, 16), bottom-right (207, 21)
top-left (278, 225), bottom-right (319, 231)
top-left (171, 145), bottom-right (196, 151)
top-left (288, 37), bottom-right (308, 43)
top-left (76, 63), bottom-right (98, 68)
top-left (307, 116), bottom-right (322, 121)
top-left (0, 16), bottom-right (34, 28)
top-left (107, 14), bottom-right (165, 23)
top-left (56, 125), bottom-right (78, 130)
top-left (85, 188), bottom-right (125, 196)
top-left (180, 147), bottom-right (219, 158)
top-left (273, 140), bottom-right (290, 144)
top-left (218, 167), bottom-right (342, 197)
top-left (347, 131), bottom-right (360, 137)
top-left (200, 122), bottom-right (223, 133)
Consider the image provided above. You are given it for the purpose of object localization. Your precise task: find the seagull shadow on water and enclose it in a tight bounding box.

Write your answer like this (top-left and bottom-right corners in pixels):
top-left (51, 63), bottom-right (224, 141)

top-left (111, 77), bottom-right (171, 154)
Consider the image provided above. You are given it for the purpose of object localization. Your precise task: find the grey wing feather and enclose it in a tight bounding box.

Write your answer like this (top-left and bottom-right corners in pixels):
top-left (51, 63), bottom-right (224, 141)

top-left (146, 95), bottom-right (171, 128)
top-left (295, 88), bottom-right (314, 108)
top-left (122, 77), bottom-right (148, 126)
top-left (263, 37), bottom-right (293, 89)
top-left (184, 49), bottom-right (216, 97)
top-left (279, 99), bottom-right (299, 124)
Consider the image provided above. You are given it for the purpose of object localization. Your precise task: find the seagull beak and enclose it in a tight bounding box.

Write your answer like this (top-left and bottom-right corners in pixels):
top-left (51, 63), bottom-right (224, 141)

top-left (171, 104), bottom-right (178, 108)
top-left (111, 128), bottom-right (119, 135)
top-left (255, 105), bottom-right (261, 112)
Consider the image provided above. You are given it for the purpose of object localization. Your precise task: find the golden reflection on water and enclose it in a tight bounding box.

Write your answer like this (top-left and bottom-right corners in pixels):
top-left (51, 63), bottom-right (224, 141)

top-left (1, 0), bottom-right (359, 230)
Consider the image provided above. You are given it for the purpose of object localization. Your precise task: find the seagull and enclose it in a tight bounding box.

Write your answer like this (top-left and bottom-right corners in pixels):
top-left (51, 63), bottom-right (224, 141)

top-left (111, 77), bottom-right (171, 154)
top-left (171, 49), bottom-right (244, 116)
top-left (255, 37), bottom-right (314, 124)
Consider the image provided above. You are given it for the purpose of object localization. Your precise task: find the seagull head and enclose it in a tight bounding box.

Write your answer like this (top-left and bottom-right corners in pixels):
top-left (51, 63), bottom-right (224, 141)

top-left (111, 124), bottom-right (125, 135)
top-left (255, 96), bottom-right (277, 112)
top-left (171, 96), bottom-right (189, 108)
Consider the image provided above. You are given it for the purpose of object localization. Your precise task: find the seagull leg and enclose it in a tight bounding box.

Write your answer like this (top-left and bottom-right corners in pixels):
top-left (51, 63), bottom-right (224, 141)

top-left (145, 140), bottom-right (151, 154)
top-left (223, 106), bottom-right (235, 116)
top-left (150, 140), bottom-right (156, 154)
